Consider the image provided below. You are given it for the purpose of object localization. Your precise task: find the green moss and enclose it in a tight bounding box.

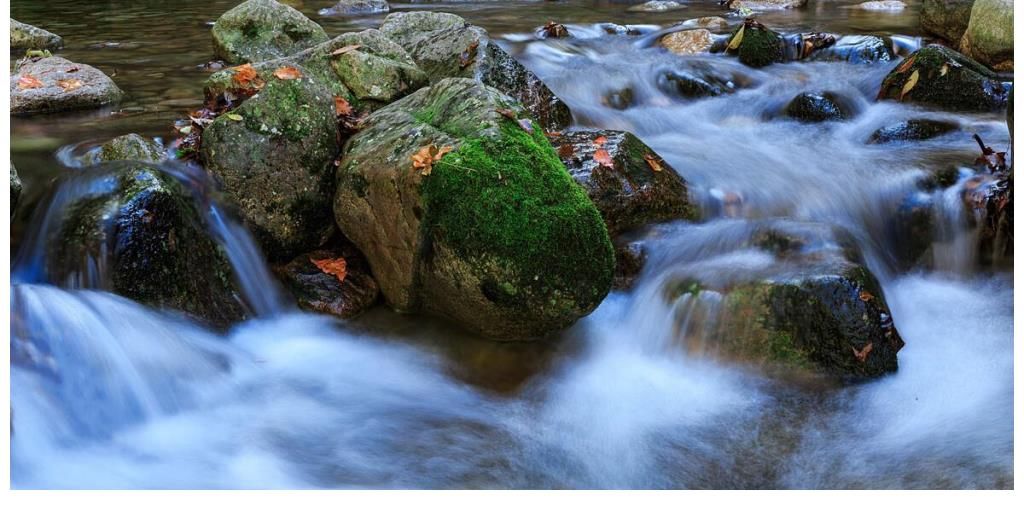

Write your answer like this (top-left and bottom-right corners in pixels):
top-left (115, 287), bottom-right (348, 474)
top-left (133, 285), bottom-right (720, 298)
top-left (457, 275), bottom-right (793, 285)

top-left (421, 120), bottom-right (615, 314)
top-left (878, 45), bottom-right (1008, 112)
top-left (239, 79), bottom-right (315, 141)
top-left (730, 23), bottom-right (783, 68)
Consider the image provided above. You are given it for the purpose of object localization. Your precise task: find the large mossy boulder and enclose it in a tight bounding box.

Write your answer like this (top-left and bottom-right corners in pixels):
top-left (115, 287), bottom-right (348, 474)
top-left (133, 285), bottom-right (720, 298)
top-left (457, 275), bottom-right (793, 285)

top-left (334, 78), bottom-right (614, 339)
top-left (379, 11), bottom-right (572, 131)
top-left (725, 19), bottom-right (784, 68)
top-left (921, 0), bottom-right (976, 45)
top-left (960, 0), bottom-right (1013, 72)
top-left (48, 164), bottom-right (246, 328)
top-left (211, 0), bottom-right (329, 65)
top-left (663, 221), bottom-right (904, 378)
top-left (877, 45), bottom-right (1010, 112)
top-left (10, 56), bottom-right (123, 115)
top-left (547, 129), bottom-right (697, 236)
top-left (199, 75), bottom-right (339, 261)
top-left (205, 29), bottom-right (426, 110)
top-left (10, 19), bottom-right (63, 51)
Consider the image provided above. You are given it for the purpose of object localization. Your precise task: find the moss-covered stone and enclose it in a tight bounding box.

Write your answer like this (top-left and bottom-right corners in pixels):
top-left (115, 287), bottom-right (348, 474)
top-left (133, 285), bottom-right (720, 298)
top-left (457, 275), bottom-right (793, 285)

top-left (878, 45), bottom-right (1010, 112)
top-left (921, 0), bottom-right (976, 45)
top-left (334, 78), bottom-right (614, 339)
top-left (10, 56), bottom-right (123, 115)
top-left (96, 134), bottom-right (166, 163)
top-left (205, 29), bottom-right (427, 110)
top-left (960, 0), bottom-right (1013, 71)
top-left (547, 129), bottom-right (698, 236)
top-left (726, 19), bottom-right (784, 68)
top-left (200, 75), bottom-right (339, 260)
top-left (211, 0), bottom-right (328, 65)
top-left (10, 19), bottom-right (62, 51)
top-left (49, 164), bottom-right (246, 328)
top-left (380, 11), bottom-right (572, 131)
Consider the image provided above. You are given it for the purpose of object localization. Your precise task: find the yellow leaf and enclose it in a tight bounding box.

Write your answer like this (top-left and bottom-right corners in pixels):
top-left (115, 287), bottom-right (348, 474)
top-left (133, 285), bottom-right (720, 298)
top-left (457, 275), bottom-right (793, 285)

top-left (727, 25), bottom-right (745, 51)
top-left (643, 153), bottom-right (663, 172)
top-left (225, 113), bottom-right (243, 121)
top-left (940, 64), bottom-right (948, 77)
top-left (899, 69), bottom-right (919, 100)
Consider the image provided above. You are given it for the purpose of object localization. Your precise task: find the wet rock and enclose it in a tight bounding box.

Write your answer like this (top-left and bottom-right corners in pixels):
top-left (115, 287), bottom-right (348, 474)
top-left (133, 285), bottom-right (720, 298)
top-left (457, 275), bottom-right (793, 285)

top-left (658, 29), bottom-right (714, 56)
top-left (10, 19), bottom-right (63, 51)
top-left (548, 129), bottom-right (697, 236)
top-left (676, 17), bottom-right (730, 32)
top-left (11, 163), bottom-right (22, 215)
top-left (965, 173), bottom-right (1013, 267)
top-left (877, 45), bottom-right (1010, 112)
top-left (921, 0), bottom-right (976, 45)
top-left (211, 0), bottom-right (329, 64)
top-left (855, 0), bottom-right (906, 9)
top-left (537, 21), bottom-right (570, 39)
top-left (380, 11), bottom-right (572, 130)
top-left (889, 190), bottom-right (936, 268)
top-left (10, 56), bottom-right (123, 115)
top-left (96, 134), bottom-right (166, 163)
top-left (803, 35), bottom-right (893, 64)
top-left (601, 86), bottom-right (635, 110)
top-left (725, 19), bottom-right (784, 68)
top-left (960, 0), bottom-right (1013, 72)
top-left (657, 67), bottom-right (739, 99)
top-left (318, 0), bottom-right (390, 17)
top-left (274, 242), bottom-right (380, 319)
top-left (613, 240), bottom-right (647, 290)
top-left (663, 221), bottom-right (904, 378)
top-left (205, 29), bottom-right (427, 110)
top-left (725, 0), bottom-right (808, 10)
top-left (868, 119), bottom-right (959, 144)
top-left (50, 164), bottom-right (246, 328)
top-left (334, 78), bottom-right (614, 339)
top-left (200, 76), bottom-right (339, 261)
top-left (627, 1), bottom-right (686, 12)
top-left (783, 92), bottom-right (852, 123)
top-left (599, 23), bottom-right (644, 36)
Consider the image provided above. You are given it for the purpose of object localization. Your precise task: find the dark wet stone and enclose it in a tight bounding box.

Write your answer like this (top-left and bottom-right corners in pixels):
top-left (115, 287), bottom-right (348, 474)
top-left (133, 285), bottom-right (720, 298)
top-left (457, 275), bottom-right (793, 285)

top-left (11, 163), bottom-right (22, 216)
top-left (868, 119), bottom-right (959, 144)
top-left (548, 129), bottom-right (698, 236)
top-left (274, 242), bottom-right (380, 319)
top-left (803, 35), bottom-right (894, 64)
top-left (10, 56), bottom-right (123, 115)
top-left (726, 19), bottom-right (784, 68)
top-left (965, 174), bottom-right (1013, 268)
top-left (657, 68), bottom-right (738, 99)
top-left (878, 44), bottom-right (1010, 113)
top-left (783, 92), bottom-right (852, 122)
top-left (613, 240), bottom-right (647, 290)
top-left (601, 86), bottom-right (635, 110)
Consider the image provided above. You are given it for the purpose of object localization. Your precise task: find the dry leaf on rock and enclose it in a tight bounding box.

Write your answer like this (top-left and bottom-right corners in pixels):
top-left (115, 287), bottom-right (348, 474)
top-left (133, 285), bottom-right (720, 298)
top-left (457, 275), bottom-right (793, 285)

top-left (311, 256), bottom-right (348, 283)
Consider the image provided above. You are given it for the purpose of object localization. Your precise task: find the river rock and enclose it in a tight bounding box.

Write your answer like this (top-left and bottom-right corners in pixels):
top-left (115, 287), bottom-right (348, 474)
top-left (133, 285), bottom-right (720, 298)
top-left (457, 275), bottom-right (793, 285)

top-left (658, 29), bottom-right (714, 56)
top-left (206, 29), bottom-right (427, 110)
top-left (200, 75), bottom-right (339, 261)
top-left (10, 19), bottom-right (63, 51)
top-left (783, 92), bottom-right (852, 122)
top-left (50, 164), bottom-right (246, 328)
top-left (677, 17), bottom-right (730, 32)
top-left (868, 119), bottom-right (959, 144)
top-left (662, 221), bottom-right (904, 378)
top-left (966, 174), bottom-right (1013, 267)
top-left (855, 1), bottom-right (906, 9)
top-left (724, 0), bottom-right (808, 10)
top-left (11, 163), bottom-right (22, 215)
top-left (548, 129), bottom-right (697, 236)
top-left (803, 35), bottom-right (893, 64)
top-left (379, 11), bottom-right (572, 130)
top-left (96, 134), bottom-right (166, 163)
top-left (274, 241), bottom-right (380, 319)
top-left (613, 240), bottom-right (647, 290)
top-left (960, 0), bottom-right (1013, 72)
top-left (657, 67), bottom-right (742, 99)
top-left (921, 0), bottom-right (976, 45)
top-left (211, 0), bottom-right (329, 64)
top-left (334, 78), bottom-right (614, 339)
top-left (627, 1), bottom-right (686, 12)
top-left (10, 56), bottom-right (123, 115)
top-left (318, 0), bottom-right (390, 17)
top-left (877, 45), bottom-right (1010, 112)
top-left (726, 19), bottom-right (784, 68)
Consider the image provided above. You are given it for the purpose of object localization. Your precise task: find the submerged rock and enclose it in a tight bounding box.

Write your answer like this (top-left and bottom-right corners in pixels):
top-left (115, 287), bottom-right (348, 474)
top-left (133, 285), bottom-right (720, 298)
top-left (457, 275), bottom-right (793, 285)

top-left (206, 29), bottom-right (427, 110)
top-left (11, 163), bottom-right (22, 215)
top-left (657, 67), bottom-right (741, 99)
top-left (663, 221), bottom-right (904, 378)
top-left (96, 134), bottom-right (166, 163)
top-left (725, 19), bottom-right (784, 68)
top-left (211, 0), bottom-right (328, 64)
top-left (10, 19), bottom-right (63, 51)
top-left (10, 56), bottom-right (123, 115)
top-left (803, 35), bottom-right (894, 64)
top-left (602, 86), bottom-right (635, 110)
top-left (613, 240), bottom-right (647, 290)
top-left (855, 1), bottom-right (906, 9)
top-left (960, 0), bottom-right (1013, 72)
top-left (868, 119), bottom-right (959, 144)
top-left (200, 76), bottom-right (339, 261)
top-left (334, 78), bottom-right (614, 339)
top-left (627, 1), bottom-right (686, 12)
top-left (725, 0), bottom-right (808, 10)
top-left (274, 241), bottom-right (380, 319)
top-left (658, 29), bottom-right (714, 56)
top-left (318, 0), bottom-right (390, 17)
top-left (783, 92), bottom-right (852, 123)
top-left (921, 0), bottom-right (976, 45)
top-left (548, 129), bottom-right (697, 236)
top-left (676, 17), bottom-right (730, 32)
top-left (877, 45), bottom-right (1010, 112)
top-left (380, 11), bottom-right (572, 130)
top-left (50, 164), bottom-right (246, 328)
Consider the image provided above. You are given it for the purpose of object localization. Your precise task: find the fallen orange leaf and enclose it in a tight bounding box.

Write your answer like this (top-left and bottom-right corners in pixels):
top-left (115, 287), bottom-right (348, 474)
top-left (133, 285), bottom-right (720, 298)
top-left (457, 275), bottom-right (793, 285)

top-left (17, 74), bottom-right (44, 90)
top-left (852, 342), bottom-right (873, 363)
top-left (412, 144), bottom-right (455, 176)
top-left (593, 148), bottom-right (613, 167)
top-left (858, 290), bottom-right (874, 302)
top-left (272, 66), bottom-right (302, 80)
top-left (311, 256), bottom-right (347, 283)
top-left (334, 96), bottom-right (353, 116)
top-left (231, 63), bottom-right (264, 90)
top-left (57, 78), bottom-right (84, 92)
top-left (593, 135), bottom-right (608, 148)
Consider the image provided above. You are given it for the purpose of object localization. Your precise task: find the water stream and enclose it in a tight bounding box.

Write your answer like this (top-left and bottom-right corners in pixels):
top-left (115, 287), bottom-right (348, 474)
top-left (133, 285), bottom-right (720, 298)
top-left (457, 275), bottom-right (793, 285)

top-left (9, 0), bottom-right (1013, 488)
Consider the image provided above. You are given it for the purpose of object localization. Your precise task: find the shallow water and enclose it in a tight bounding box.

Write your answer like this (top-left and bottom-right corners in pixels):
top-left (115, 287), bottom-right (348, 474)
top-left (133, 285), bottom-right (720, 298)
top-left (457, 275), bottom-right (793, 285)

top-left (9, 0), bottom-right (1013, 489)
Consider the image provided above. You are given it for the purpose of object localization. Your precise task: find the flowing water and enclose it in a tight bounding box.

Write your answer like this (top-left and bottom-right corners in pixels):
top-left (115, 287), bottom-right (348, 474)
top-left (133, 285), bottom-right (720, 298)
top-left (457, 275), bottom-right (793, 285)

top-left (9, 0), bottom-right (1014, 488)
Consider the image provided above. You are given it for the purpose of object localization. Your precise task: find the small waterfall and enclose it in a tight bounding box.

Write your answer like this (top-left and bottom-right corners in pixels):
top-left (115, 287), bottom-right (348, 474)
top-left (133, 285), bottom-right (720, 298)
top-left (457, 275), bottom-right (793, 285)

top-left (930, 173), bottom-right (982, 274)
